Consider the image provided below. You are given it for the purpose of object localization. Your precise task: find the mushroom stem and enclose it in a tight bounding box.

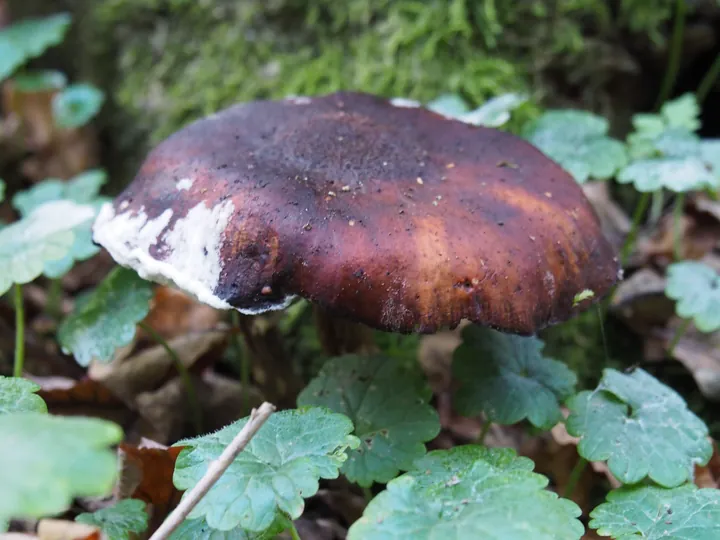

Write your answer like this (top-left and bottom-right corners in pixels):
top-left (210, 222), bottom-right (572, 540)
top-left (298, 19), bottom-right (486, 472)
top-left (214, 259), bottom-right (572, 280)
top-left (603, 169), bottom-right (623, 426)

top-left (235, 313), bottom-right (304, 408)
top-left (313, 305), bottom-right (378, 356)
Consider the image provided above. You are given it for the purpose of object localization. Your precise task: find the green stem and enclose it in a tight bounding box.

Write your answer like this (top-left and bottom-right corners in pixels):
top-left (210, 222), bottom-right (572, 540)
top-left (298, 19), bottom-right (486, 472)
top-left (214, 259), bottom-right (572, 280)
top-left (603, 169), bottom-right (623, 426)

top-left (673, 192), bottom-right (685, 261)
top-left (649, 189), bottom-right (664, 225)
top-left (13, 284), bottom-right (25, 378)
top-left (230, 311), bottom-right (251, 412)
top-left (655, 0), bottom-right (686, 109)
top-left (139, 322), bottom-right (203, 434)
top-left (477, 420), bottom-right (492, 445)
top-left (362, 486), bottom-right (374, 502)
top-left (288, 521), bottom-right (302, 540)
top-left (564, 457), bottom-right (588, 499)
top-left (668, 318), bottom-right (691, 356)
top-left (620, 191), bottom-right (651, 265)
top-left (697, 52), bottom-right (720, 103)
top-left (46, 278), bottom-right (63, 320)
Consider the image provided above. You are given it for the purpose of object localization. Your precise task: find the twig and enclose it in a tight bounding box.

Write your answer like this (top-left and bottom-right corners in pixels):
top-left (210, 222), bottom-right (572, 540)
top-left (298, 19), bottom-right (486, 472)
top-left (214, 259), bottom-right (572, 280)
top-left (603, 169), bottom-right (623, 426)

top-left (149, 402), bottom-right (276, 540)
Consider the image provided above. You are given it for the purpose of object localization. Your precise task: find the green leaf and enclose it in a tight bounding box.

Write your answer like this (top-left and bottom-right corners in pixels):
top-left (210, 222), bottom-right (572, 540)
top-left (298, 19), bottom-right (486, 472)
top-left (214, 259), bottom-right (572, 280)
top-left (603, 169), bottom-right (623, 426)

top-left (523, 110), bottom-right (628, 183)
top-left (666, 261), bottom-right (720, 333)
top-left (426, 94), bottom-right (470, 118)
top-left (661, 93), bottom-right (701, 132)
top-left (453, 326), bottom-right (576, 430)
top-left (12, 70), bottom-right (67, 92)
top-left (462, 93), bottom-right (527, 127)
top-left (590, 484), bottom-right (720, 540)
top-left (170, 517), bottom-right (289, 540)
top-left (0, 200), bottom-right (95, 295)
top-left (700, 139), bottom-right (720, 174)
top-left (298, 354), bottom-right (440, 486)
top-left (617, 157), bottom-right (718, 193)
top-left (348, 446), bottom-right (583, 540)
top-left (173, 407), bottom-right (359, 532)
top-left (0, 412), bottom-right (122, 529)
top-left (53, 84), bottom-right (105, 129)
top-left (0, 13), bottom-right (71, 81)
top-left (58, 267), bottom-right (153, 366)
top-left (0, 376), bottom-right (47, 414)
top-left (75, 499), bottom-right (149, 540)
top-left (566, 368), bottom-right (712, 487)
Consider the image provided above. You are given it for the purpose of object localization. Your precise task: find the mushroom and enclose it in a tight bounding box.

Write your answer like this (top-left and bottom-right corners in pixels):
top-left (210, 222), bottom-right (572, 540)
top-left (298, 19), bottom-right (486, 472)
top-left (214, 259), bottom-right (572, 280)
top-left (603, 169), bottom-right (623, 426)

top-left (93, 92), bottom-right (619, 396)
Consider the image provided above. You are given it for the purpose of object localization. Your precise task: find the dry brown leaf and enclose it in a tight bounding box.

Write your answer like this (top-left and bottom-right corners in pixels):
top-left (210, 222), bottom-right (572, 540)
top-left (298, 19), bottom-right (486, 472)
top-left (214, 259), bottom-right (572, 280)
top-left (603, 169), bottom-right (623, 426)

top-left (581, 181), bottom-right (631, 250)
top-left (36, 520), bottom-right (103, 540)
top-left (694, 440), bottom-right (720, 488)
top-left (141, 287), bottom-right (221, 341)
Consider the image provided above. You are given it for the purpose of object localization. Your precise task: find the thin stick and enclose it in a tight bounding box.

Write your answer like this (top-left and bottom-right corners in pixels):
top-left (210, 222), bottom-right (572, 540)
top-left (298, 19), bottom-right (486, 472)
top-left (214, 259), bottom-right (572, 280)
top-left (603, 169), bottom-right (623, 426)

top-left (655, 0), bottom-right (686, 109)
top-left (149, 402), bottom-right (276, 540)
top-left (697, 52), bottom-right (720, 103)
top-left (139, 322), bottom-right (203, 434)
top-left (13, 284), bottom-right (25, 378)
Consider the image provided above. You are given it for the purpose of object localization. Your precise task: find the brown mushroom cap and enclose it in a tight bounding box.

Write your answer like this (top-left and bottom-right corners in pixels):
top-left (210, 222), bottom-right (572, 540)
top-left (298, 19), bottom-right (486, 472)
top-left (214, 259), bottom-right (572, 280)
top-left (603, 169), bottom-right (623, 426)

top-left (93, 91), bottom-right (619, 335)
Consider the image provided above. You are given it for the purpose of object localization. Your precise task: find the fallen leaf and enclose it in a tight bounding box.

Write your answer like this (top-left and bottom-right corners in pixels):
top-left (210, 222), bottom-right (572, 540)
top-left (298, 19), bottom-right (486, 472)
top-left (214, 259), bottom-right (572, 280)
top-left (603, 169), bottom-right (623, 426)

top-left (694, 440), bottom-right (720, 489)
top-left (581, 181), bottom-right (631, 250)
top-left (37, 519), bottom-right (103, 540)
top-left (141, 286), bottom-right (221, 341)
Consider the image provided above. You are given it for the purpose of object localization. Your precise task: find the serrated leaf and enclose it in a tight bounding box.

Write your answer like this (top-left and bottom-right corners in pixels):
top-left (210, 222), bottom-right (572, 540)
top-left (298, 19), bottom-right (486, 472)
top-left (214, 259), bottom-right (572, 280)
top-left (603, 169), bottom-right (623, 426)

top-left (0, 200), bottom-right (95, 295)
top-left (590, 484), bottom-right (720, 540)
top-left (0, 13), bottom-right (71, 81)
top-left (348, 446), bottom-right (583, 540)
top-left (75, 499), bottom-right (148, 540)
top-left (462, 93), bottom-right (527, 127)
top-left (453, 326), bottom-right (576, 430)
top-left (523, 110), bottom-right (628, 183)
top-left (617, 157), bottom-right (718, 193)
top-left (173, 407), bottom-right (359, 532)
top-left (661, 93), bottom-right (701, 132)
top-left (298, 354), bottom-right (440, 486)
top-left (170, 517), bottom-right (289, 540)
top-left (58, 267), bottom-right (153, 365)
top-left (0, 412), bottom-right (122, 529)
top-left (665, 261), bottom-right (720, 332)
top-left (566, 368), bottom-right (712, 487)
top-left (0, 376), bottom-right (47, 414)
top-left (53, 84), bottom-right (105, 129)
top-left (700, 139), bottom-right (720, 173)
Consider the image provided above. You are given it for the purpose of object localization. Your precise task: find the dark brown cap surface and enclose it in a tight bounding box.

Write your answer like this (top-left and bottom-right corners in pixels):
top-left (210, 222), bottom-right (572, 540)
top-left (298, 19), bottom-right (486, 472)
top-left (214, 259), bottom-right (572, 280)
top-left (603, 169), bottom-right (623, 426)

top-left (93, 92), bottom-right (619, 334)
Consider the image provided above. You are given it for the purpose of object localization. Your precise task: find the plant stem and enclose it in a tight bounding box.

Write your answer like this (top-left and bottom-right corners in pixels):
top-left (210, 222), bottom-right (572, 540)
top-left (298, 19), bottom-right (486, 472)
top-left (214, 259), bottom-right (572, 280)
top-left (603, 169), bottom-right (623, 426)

top-left (477, 420), bottom-right (492, 445)
top-left (620, 191), bottom-right (651, 265)
top-left (46, 278), bottom-right (63, 320)
top-left (655, 0), bottom-right (686, 109)
top-left (13, 284), bottom-right (25, 378)
top-left (288, 521), bottom-right (302, 540)
top-left (139, 321), bottom-right (203, 434)
top-left (149, 402), bottom-right (276, 540)
top-left (362, 486), bottom-right (373, 502)
top-left (673, 192), bottom-right (685, 261)
top-left (649, 189), bottom-right (664, 225)
top-left (697, 52), bottom-right (720, 103)
top-left (230, 311), bottom-right (251, 412)
top-left (564, 457), bottom-right (587, 499)
top-left (668, 318), bottom-right (691, 356)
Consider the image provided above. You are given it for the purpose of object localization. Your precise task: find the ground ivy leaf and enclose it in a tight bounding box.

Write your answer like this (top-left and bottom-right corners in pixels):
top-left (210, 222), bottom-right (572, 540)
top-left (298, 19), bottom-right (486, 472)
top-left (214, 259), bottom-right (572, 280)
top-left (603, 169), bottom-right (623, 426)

top-left (665, 261), bottom-right (720, 332)
top-left (617, 156), bottom-right (718, 193)
top-left (348, 446), bottom-right (583, 540)
top-left (58, 267), bottom-right (154, 365)
top-left (590, 484), bottom-right (720, 540)
top-left (523, 110), bottom-right (627, 183)
top-left (0, 13), bottom-right (71, 80)
top-left (53, 84), bottom-right (105, 129)
top-left (173, 407), bottom-right (359, 532)
top-left (453, 326), bottom-right (576, 430)
top-left (297, 354), bottom-right (440, 486)
top-left (170, 517), bottom-right (290, 540)
top-left (0, 412), bottom-right (122, 528)
top-left (566, 368), bottom-right (712, 487)
top-left (426, 94), bottom-right (470, 118)
top-left (75, 499), bottom-right (148, 540)
top-left (0, 376), bottom-right (47, 414)
top-left (0, 200), bottom-right (95, 295)
top-left (462, 93), bottom-right (527, 127)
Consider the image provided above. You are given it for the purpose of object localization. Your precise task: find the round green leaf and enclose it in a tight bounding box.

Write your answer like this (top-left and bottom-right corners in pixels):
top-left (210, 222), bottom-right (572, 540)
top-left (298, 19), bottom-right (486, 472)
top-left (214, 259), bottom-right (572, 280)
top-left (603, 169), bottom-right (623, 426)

top-left (453, 325), bottom-right (576, 430)
top-left (0, 376), bottom-right (47, 414)
top-left (0, 200), bottom-right (95, 295)
top-left (590, 484), bottom-right (720, 540)
top-left (348, 446), bottom-right (584, 540)
top-left (566, 368), bottom-right (712, 487)
top-left (523, 110), bottom-right (628, 183)
top-left (58, 267), bottom-right (154, 365)
top-left (298, 354), bottom-right (440, 486)
top-left (75, 499), bottom-right (148, 540)
top-left (0, 13), bottom-right (71, 80)
top-left (617, 157), bottom-right (718, 193)
top-left (665, 261), bottom-right (720, 332)
top-left (53, 84), bottom-right (105, 129)
top-left (0, 412), bottom-right (122, 528)
top-left (173, 407), bottom-right (359, 532)
top-left (170, 517), bottom-right (289, 540)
